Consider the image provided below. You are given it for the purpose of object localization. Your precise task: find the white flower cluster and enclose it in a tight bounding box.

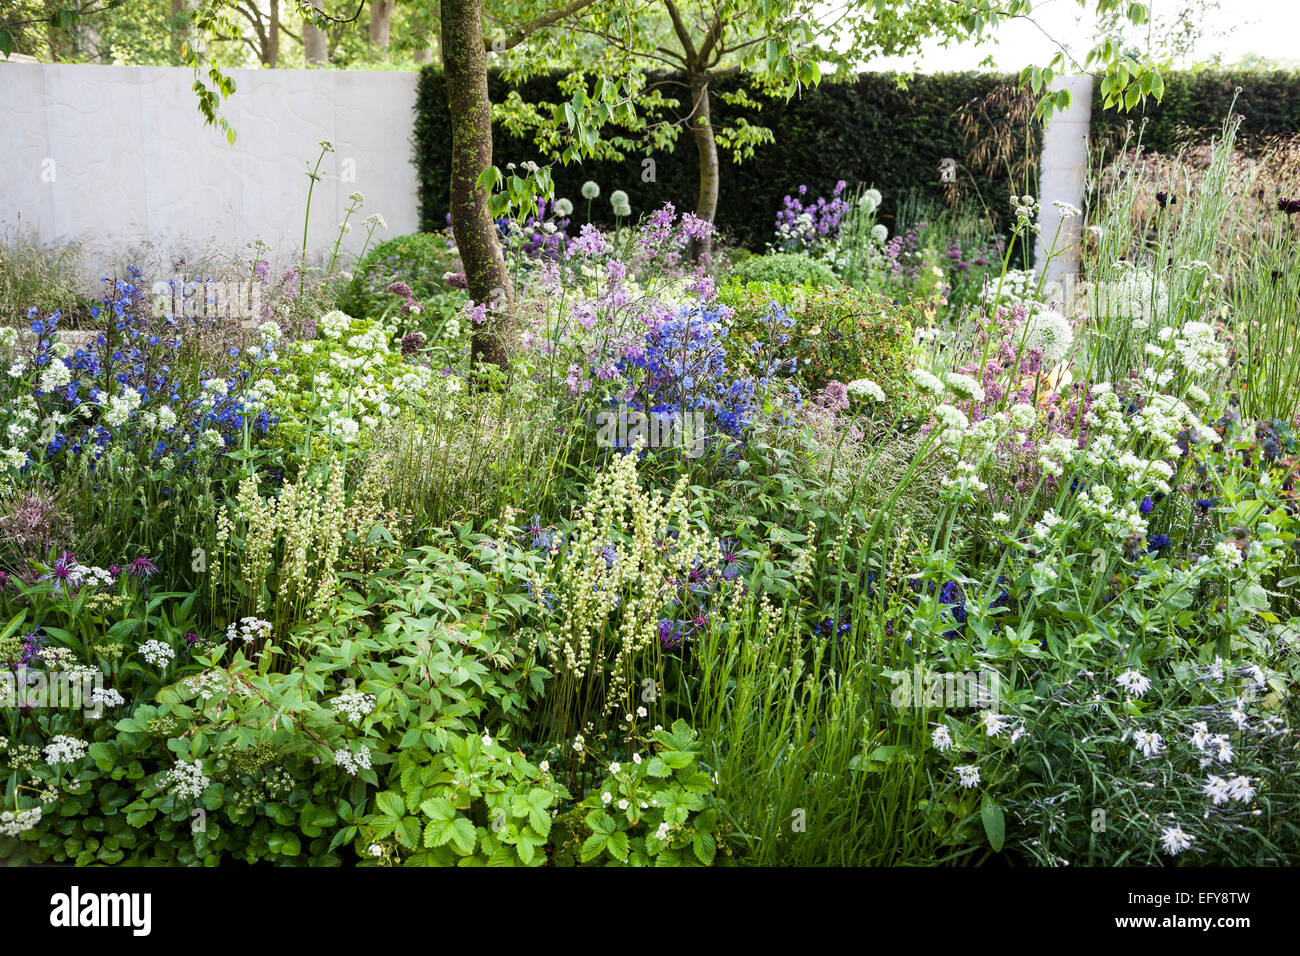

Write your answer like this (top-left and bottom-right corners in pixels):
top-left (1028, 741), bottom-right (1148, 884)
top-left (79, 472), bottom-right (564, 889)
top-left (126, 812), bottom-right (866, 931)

top-left (983, 268), bottom-right (1040, 307)
top-left (846, 378), bottom-right (886, 403)
top-left (944, 372), bottom-right (986, 403)
top-left (1167, 321), bottom-right (1227, 376)
top-left (139, 640), bottom-right (176, 667)
top-left (1095, 265), bottom-right (1169, 328)
top-left (0, 807), bottom-right (42, 837)
top-left (911, 368), bottom-right (944, 395)
top-left (90, 687), bottom-right (126, 710)
top-left (319, 310), bottom-right (353, 340)
top-left (184, 670), bottom-right (227, 701)
top-left (38, 358), bottom-right (72, 393)
top-left (334, 746), bottom-right (373, 776)
top-left (1202, 773), bottom-right (1255, 805)
top-left (330, 691), bottom-right (377, 724)
top-left (165, 760), bottom-right (211, 801)
top-left (1132, 728), bottom-right (1164, 759)
top-left (226, 617), bottom-right (273, 643)
top-left (43, 734), bottom-right (88, 765)
top-left (1022, 309), bottom-right (1074, 363)
top-left (1010, 194), bottom-right (1041, 233)
top-left (1115, 669), bottom-right (1151, 697)
top-left (102, 387), bottom-right (142, 429)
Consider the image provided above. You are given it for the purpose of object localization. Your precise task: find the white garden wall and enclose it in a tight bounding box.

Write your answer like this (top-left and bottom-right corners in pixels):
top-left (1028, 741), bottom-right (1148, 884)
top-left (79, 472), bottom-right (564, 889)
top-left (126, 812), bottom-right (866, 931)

top-left (0, 62), bottom-right (420, 282)
top-left (0, 61), bottom-right (1091, 290)
top-left (1035, 74), bottom-right (1094, 295)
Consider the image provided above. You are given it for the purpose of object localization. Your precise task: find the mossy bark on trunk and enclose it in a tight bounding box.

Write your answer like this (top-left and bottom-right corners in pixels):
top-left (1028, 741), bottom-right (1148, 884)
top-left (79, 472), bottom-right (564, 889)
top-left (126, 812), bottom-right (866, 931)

top-left (688, 71), bottom-right (719, 263)
top-left (441, 0), bottom-right (515, 369)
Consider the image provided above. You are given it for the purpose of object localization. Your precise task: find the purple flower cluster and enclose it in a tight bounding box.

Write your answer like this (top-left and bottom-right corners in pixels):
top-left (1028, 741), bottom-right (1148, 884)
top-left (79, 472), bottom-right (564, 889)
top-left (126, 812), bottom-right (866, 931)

top-left (774, 181), bottom-right (849, 253)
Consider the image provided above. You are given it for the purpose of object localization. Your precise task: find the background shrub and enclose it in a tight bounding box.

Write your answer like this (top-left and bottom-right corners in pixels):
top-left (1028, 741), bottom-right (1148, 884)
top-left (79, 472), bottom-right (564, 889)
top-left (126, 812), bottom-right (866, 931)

top-left (337, 233), bottom-right (459, 321)
top-left (728, 252), bottom-right (841, 288)
top-left (413, 68), bottom-right (1039, 250)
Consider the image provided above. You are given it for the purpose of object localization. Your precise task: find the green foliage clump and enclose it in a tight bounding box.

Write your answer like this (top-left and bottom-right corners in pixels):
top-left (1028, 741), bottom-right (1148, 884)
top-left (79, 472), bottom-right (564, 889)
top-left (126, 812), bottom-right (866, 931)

top-left (337, 232), bottom-right (459, 321)
top-left (717, 279), bottom-right (917, 403)
top-left (727, 252), bottom-right (840, 288)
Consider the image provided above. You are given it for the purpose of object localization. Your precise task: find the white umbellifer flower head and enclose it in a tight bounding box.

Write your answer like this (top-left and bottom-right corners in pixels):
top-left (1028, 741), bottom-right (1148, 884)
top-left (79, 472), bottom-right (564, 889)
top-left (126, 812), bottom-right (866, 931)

top-left (1115, 669), bottom-right (1151, 698)
top-left (931, 725), bottom-right (954, 752)
top-left (319, 310), bottom-right (352, 340)
top-left (331, 692), bottom-right (376, 724)
top-left (1023, 309), bottom-right (1073, 363)
top-left (955, 765), bottom-right (981, 789)
top-left (846, 378), bottom-right (886, 403)
top-left (0, 807), bottom-right (42, 838)
top-left (43, 735), bottom-right (88, 765)
top-left (164, 760), bottom-right (211, 801)
top-left (870, 223), bottom-right (888, 243)
top-left (991, 511), bottom-right (1011, 525)
top-left (581, 181), bottom-right (600, 200)
top-left (139, 640), bottom-right (176, 668)
top-left (334, 745), bottom-right (372, 776)
top-left (1161, 825), bottom-right (1193, 856)
top-left (1051, 199), bottom-right (1082, 219)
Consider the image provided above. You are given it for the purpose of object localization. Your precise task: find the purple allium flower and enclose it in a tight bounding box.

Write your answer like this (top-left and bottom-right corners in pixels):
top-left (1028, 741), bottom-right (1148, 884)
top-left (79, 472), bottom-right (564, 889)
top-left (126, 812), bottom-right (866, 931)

top-left (442, 271), bottom-right (468, 289)
top-left (386, 280), bottom-right (413, 298)
top-left (400, 331), bottom-right (426, 356)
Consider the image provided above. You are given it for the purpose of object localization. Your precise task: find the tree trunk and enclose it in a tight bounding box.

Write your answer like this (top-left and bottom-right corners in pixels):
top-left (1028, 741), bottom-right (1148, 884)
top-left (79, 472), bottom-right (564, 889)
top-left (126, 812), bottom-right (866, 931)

top-left (441, 0), bottom-right (515, 369)
top-left (687, 71), bottom-right (719, 263)
top-left (303, 0), bottom-right (328, 65)
top-left (368, 0), bottom-right (396, 49)
top-left (267, 0), bottom-right (280, 67)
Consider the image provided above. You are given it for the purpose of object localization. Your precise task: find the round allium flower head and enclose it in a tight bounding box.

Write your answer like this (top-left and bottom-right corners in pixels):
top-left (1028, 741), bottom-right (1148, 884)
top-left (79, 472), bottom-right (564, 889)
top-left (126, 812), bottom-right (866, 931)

top-left (386, 280), bottom-right (412, 298)
top-left (846, 378), bottom-right (886, 403)
top-left (581, 181), bottom-right (601, 200)
top-left (442, 271), bottom-right (468, 290)
top-left (870, 223), bottom-right (888, 243)
top-left (860, 187), bottom-right (882, 212)
top-left (553, 197), bottom-right (574, 217)
top-left (1023, 308), bottom-right (1074, 363)
top-left (609, 189), bottom-right (629, 209)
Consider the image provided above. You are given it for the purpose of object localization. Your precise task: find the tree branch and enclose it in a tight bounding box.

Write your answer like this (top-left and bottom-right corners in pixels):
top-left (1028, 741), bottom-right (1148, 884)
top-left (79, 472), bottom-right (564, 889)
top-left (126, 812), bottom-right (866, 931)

top-left (487, 0), bottom-right (603, 52)
top-left (662, 0), bottom-right (698, 64)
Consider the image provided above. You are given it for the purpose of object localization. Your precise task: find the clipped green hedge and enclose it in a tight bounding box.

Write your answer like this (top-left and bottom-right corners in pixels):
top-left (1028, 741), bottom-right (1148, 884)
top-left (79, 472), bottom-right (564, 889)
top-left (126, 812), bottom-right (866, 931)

top-left (1090, 70), bottom-right (1300, 154)
top-left (413, 68), bottom-right (1038, 250)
